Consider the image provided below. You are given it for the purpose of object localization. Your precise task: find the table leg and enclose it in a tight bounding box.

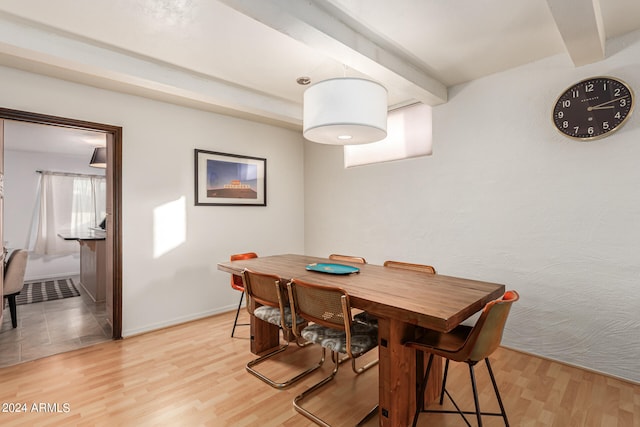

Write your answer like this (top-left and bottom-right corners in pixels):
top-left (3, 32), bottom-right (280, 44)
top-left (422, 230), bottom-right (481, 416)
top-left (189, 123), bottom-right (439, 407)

top-left (377, 317), bottom-right (442, 427)
top-left (249, 300), bottom-right (280, 355)
top-left (416, 351), bottom-right (443, 407)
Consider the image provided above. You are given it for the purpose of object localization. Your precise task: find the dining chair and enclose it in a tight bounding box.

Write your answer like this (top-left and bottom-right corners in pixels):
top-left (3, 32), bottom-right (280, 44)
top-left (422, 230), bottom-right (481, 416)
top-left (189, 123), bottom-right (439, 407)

top-left (404, 290), bottom-right (519, 427)
top-left (383, 260), bottom-right (436, 274)
top-left (3, 249), bottom-right (28, 328)
top-left (287, 278), bottom-right (379, 427)
top-left (328, 253), bottom-right (367, 264)
top-left (354, 260), bottom-right (437, 328)
top-left (241, 269), bottom-right (324, 389)
top-left (229, 252), bottom-right (258, 337)
top-left (328, 254), bottom-right (376, 334)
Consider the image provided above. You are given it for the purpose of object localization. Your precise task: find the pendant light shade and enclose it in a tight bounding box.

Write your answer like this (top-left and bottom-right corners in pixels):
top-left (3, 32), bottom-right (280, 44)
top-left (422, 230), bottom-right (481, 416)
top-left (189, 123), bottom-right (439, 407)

top-left (89, 147), bottom-right (107, 168)
top-left (303, 78), bottom-right (388, 145)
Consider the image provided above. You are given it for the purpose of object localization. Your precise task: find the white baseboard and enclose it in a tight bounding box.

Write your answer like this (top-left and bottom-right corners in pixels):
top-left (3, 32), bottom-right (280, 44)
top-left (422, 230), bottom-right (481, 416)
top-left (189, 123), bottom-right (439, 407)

top-left (121, 305), bottom-right (236, 338)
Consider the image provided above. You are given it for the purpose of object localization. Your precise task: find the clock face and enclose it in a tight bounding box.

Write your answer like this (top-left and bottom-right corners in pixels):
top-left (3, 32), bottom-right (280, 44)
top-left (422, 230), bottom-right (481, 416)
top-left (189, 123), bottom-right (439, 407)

top-left (552, 77), bottom-right (634, 140)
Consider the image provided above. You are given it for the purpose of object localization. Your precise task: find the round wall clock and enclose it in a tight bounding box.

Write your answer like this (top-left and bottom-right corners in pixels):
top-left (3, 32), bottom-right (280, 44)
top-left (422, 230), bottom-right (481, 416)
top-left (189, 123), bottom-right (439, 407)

top-left (552, 76), bottom-right (634, 140)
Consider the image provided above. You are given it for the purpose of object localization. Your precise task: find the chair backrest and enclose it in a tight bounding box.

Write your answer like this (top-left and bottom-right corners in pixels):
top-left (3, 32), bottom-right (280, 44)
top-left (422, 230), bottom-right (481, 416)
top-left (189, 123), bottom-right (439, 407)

top-left (328, 254), bottom-right (366, 264)
top-left (230, 252), bottom-right (258, 291)
top-left (461, 290), bottom-right (519, 362)
top-left (4, 249), bottom-right (28, 295)
top-left (241, 269), bottom-right (285, 316)
top-left (287, 278), bottom-right (351, 334)
top-left (384, 260), bottom-right (436, 274)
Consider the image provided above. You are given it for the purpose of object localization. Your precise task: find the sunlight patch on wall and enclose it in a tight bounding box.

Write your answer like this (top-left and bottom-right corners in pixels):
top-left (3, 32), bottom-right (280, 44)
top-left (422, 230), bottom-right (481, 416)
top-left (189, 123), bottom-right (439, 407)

top-left (153, 196), bottom-right (186, 258)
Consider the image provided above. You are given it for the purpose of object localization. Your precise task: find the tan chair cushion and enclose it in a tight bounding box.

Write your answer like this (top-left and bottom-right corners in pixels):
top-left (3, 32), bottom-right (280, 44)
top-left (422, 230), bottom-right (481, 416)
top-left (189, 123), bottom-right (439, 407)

top-left (4, 249), bottom-right (28, 295)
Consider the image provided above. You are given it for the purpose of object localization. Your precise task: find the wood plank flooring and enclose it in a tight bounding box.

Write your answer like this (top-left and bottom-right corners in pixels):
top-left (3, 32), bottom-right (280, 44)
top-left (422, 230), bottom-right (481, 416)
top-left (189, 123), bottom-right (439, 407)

top-left (0, 309), bottom-right (638, 426)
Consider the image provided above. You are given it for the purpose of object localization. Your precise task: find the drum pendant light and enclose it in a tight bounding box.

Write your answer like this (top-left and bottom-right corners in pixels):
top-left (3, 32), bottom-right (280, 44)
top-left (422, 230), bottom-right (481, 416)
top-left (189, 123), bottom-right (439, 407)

top-left (303, 78), bottom-right (388, 145)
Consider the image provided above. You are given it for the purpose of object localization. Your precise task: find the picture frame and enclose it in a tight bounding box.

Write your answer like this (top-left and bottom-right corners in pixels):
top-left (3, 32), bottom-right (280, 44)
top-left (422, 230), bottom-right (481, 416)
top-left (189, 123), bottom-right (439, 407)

top-left (194, 149), bottom-right (266, 206)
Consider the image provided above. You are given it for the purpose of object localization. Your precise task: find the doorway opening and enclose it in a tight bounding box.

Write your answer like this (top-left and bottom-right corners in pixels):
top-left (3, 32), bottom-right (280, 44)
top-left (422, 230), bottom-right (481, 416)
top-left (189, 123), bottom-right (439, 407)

top-left (1, 108), bottom-right (122, 356)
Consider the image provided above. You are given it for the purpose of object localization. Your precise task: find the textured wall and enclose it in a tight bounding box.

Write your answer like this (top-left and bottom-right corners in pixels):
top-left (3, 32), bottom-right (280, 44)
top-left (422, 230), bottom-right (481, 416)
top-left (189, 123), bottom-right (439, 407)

top-left (304, 30), bottom-right (640, 383)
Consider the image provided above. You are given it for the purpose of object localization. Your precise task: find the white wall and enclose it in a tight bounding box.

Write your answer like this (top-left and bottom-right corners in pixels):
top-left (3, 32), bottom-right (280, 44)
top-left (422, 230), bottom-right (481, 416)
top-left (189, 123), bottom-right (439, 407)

top-left (0, 65), bottom-right (305, 337)
top-left (4, 150), bottom-right (104, 281)
top-left (304, 30), bottom-right (640, 383)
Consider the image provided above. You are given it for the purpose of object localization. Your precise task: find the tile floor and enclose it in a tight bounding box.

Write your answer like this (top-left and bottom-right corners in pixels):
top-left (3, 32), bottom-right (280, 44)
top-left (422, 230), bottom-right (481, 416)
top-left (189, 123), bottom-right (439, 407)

top-left (0, 276), bottom-right (112, 367)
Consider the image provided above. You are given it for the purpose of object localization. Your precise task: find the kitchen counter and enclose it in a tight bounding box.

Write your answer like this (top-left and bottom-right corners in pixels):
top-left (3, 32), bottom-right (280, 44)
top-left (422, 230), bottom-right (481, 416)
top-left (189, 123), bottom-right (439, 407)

top-left (58, 229), bottom-right (106, 302)
top-left (57, 228), bottom-right (106, 241)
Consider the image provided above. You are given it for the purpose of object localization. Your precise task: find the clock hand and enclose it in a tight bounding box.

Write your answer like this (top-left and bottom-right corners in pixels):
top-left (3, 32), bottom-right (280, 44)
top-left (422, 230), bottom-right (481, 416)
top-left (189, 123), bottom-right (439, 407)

top-left (588, 105), bottom-right (615, 111)
top-left (589, 95), bottom-right (629, 109)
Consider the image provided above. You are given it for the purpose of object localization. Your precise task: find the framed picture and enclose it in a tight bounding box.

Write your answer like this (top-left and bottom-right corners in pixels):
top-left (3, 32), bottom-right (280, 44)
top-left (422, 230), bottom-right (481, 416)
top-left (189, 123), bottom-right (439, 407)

top-left (194, 149), bottom-right (266, 206)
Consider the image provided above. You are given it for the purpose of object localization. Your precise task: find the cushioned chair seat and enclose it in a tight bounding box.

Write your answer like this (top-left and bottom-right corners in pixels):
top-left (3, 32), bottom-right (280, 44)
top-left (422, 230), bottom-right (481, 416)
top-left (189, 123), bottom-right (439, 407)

top-left (254, 305), bottom-right (306, 328)
top-left (301, 322), bottom-right (378, 355)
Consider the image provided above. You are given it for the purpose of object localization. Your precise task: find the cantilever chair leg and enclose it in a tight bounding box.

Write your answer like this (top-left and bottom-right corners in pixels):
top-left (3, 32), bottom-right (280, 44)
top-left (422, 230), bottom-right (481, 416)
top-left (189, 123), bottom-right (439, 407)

top-left (246, 341), bottom-right (326, 390)
top-left (293, 350), bottom-right (378, 427)
top-left (330, 350), bottom-right (378, 374)
top-left (332, 351), bottom-right (350, 366)
top-left (351, 354), bottom-right (378, 374)
top-left (293, 349), bottom-right (339, 427)
top-left (231, 291), bottom-right (249, 337)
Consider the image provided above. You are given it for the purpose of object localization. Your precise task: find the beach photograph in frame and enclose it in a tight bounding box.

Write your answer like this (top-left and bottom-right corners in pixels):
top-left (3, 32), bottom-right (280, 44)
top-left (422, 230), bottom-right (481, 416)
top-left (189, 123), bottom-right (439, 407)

top-left (194, 149), bottom-right (266, 206)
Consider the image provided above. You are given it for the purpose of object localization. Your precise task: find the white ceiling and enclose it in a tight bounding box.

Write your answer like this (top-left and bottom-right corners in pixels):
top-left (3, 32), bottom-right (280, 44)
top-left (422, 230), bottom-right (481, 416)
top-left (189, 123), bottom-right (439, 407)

top-left (1, 0), bottom-right (640, 153)
top-left (4, 120), bottom-right (106, 155)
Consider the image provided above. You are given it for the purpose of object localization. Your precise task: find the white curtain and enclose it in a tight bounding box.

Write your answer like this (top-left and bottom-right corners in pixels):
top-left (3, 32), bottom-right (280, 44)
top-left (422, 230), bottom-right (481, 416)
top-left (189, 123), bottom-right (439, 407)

top-left (33, 172), bottom-right (106, 255)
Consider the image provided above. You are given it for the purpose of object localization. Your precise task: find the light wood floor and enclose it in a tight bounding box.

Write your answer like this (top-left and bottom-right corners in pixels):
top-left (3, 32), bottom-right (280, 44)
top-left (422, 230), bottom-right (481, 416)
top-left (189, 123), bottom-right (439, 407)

top-left (0, 309), bottom-right (638, 426)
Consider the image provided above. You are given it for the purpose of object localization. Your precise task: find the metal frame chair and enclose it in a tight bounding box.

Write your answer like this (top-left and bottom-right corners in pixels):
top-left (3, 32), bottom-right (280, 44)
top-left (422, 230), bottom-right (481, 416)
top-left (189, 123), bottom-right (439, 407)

top-left (229, 252), bottom-right (257, 337)
top-left (328, 254), bottom-right (378, 335)
top-left (404, 290), bottom-right (519, 427)
top-left (287, 278), bottom-right (378, 427)
top-left (242, 269), bottom-right (324, 389)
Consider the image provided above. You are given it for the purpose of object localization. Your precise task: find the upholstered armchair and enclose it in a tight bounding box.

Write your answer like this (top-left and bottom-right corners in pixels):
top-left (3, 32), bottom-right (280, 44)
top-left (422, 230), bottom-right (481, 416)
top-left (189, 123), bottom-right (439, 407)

top-left (3, 249), bottom-right (28, 328)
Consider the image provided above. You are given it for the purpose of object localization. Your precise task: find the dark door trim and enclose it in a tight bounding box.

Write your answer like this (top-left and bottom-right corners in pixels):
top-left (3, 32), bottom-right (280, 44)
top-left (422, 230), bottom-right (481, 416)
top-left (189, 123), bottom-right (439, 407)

top-left (0, 107), bottom-right (123, 339)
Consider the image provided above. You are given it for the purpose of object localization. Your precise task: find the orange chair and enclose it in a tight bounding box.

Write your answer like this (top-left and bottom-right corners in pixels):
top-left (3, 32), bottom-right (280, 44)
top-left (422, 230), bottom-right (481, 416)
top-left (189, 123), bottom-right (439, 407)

top-left (383, 260), bottom-right (436, 274)
top-left (229, 252), bottom-right (258, 337)
top-left (404, 290), bottom-right (519, 427)
top-left (328, 253), bottom-right (367, 264)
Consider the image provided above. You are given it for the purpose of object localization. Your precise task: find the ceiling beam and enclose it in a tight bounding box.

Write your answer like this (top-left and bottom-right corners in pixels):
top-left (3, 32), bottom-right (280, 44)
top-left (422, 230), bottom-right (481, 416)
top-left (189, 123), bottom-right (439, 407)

top-left (220, 0), bottom-right (447, 105)
top-left (546, 0), bottom-right (605, 66)
top-left (0, 14), bottom-right (302, 129)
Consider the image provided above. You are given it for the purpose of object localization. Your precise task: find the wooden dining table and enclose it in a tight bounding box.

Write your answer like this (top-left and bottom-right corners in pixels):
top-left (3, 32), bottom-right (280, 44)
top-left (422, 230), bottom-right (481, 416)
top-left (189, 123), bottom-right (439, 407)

top-left (217, 254), bottom-right (505, 427)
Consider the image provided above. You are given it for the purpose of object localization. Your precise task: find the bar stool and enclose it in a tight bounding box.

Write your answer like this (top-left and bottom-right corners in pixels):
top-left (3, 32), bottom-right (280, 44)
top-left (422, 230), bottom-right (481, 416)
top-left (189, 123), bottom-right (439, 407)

top-left (404, 290), bottom-right (519, 427)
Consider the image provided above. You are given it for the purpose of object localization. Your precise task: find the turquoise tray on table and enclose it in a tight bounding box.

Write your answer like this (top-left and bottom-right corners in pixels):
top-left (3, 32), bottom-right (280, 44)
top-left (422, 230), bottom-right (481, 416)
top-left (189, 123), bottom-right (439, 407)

top-left (305, 263), bottom-right (360, 275)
